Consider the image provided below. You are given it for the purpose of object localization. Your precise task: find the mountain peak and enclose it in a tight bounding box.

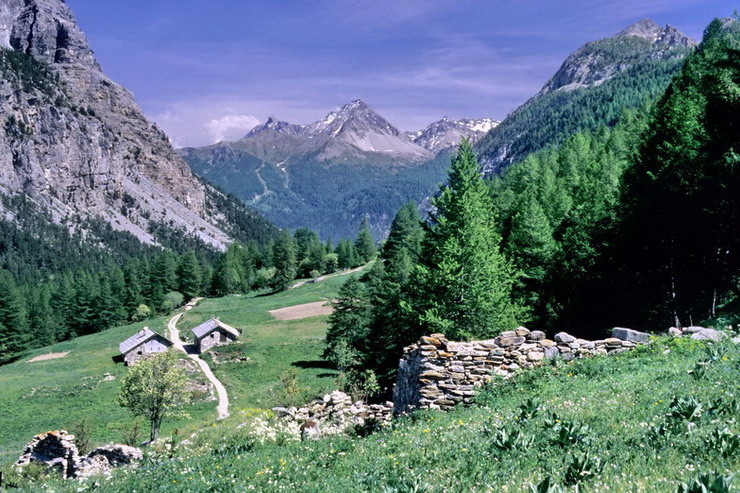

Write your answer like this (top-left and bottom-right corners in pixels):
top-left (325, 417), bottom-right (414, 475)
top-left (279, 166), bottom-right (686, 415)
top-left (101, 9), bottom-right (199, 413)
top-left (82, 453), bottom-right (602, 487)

top-left (246, 116), bottom-right (304, 138)
top-left (411, 117), bottom-right (499, 154)
top-left (616, 19), bottom-right (662, 39)
top-left (616, 19), bottom-right (696, 47)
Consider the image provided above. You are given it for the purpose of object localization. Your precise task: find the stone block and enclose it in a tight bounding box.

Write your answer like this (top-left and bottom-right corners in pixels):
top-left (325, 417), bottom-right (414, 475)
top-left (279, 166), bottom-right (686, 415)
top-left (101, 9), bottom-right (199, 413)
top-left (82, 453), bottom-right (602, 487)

top-left (539, 339), bottom-right (555, 348)
top-left (528, 330), bottom-right (546, 341)
top-left (515, 327), bottom-right (531, 337)
top-left (544, 347), bottom-right (560, 359)
top-left (611, 327), bottom-right (651, 343)
top-left (554, 332), bottom-right (576, 343)
top-left (691, 328), bottom-right (725, 342)
top-left (496, 336), bottom-right (526, 347)
top-left (527, 351), bottom-right (545, 361)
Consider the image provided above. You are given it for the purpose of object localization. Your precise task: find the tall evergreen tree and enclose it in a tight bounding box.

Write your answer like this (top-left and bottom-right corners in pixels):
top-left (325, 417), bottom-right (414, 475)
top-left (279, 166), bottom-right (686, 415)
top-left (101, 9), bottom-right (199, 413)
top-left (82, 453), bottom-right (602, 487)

top-left (354, 218), bottom-right (377, 264)
top-left (272, 231), bottom-right (297, 291)
top-left (405, 140), bottom-right (523, 340)
top-left (178, 251), bottom-right (203, 301)
top-left (0, 270), bottom-right (29, 357)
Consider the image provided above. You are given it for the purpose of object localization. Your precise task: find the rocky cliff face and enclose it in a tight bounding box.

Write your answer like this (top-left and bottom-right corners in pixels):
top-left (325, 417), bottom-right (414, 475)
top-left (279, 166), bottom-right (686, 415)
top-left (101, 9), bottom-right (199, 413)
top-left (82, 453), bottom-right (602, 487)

top-left (0, 0), bottom-right (233, 248)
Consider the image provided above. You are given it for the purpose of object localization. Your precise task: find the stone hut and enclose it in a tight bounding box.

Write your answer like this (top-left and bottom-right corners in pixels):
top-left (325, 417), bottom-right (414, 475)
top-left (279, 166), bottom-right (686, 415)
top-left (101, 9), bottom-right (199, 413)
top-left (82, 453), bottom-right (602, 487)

top-left (191, 318), bottom-right (240, 353)
top-left (118, 327), bottom-right (173, 366)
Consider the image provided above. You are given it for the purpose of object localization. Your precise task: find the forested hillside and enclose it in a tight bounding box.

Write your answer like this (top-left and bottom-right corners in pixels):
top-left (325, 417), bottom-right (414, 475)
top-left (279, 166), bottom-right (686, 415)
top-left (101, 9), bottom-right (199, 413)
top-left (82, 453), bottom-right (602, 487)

top-left (476, 20), bottom-right (695, 174)
top-left (325, 16), bottom-right (740, 391)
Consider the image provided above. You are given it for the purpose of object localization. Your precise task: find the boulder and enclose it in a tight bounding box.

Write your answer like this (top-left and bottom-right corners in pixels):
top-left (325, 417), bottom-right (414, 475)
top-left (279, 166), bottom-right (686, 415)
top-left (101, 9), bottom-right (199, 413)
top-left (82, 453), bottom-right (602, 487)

top-left (515, 327), bottom-right (531, 337)
top-left (554, 332), bottom-right (576, 343)
top-left (544, 347), bottom-right (560, 360)
top-left (527, 330), bottom-right (546, 341)
top-left (690, 328), bottom-right (725, 342)
top-left (668, 327), bottom-right (682, 337)
top-left (539, 339), bottom-right (556, 348)
top-left (496, 336), bottom-right (526, 347)
top-left (611, 327), bottom-right (650, 343)
top-left (682, 326), bottom-right (704, 334)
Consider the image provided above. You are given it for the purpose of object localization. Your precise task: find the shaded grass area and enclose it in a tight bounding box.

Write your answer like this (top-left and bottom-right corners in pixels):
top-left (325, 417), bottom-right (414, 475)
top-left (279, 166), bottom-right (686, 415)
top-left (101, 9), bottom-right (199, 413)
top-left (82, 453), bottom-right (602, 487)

top-left (0, 269), bottom-right (362, 466)
top-left (30, 337), bottom-right (740, 492)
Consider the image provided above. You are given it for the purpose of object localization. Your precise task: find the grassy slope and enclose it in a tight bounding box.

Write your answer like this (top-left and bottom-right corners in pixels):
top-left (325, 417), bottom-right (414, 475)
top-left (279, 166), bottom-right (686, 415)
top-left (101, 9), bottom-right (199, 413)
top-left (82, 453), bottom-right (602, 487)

top-left (0, 270), bottom-right (360, 465)
top-left (178, 273), bottom-right (356, 411)
top-left (36, 337), bottom-right (739, 492)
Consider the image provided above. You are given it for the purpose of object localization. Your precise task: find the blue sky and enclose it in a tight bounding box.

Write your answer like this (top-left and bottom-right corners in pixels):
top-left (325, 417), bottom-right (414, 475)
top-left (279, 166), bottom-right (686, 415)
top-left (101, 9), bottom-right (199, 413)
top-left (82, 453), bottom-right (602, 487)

top-left (67, 0), bottom-right (735, 147)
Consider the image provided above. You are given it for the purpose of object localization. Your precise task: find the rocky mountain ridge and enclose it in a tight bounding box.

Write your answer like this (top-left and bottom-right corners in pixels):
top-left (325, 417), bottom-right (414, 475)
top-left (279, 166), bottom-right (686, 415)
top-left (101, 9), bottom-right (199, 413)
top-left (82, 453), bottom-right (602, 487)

top-left (534, 19), bottom-right (696, 99)
top-left (0, 0), bottom-right (264, 249)
top-left (408, 117), bottom-right (499, 154)
top-left (476, 18), bottom-right (696, 173)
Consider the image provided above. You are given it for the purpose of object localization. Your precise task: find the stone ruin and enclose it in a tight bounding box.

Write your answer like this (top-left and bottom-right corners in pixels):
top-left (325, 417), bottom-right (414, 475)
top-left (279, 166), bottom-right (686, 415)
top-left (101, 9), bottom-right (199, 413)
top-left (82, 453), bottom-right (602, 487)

top-left (392, 325), bottom-right (727, 413)
top-left (273, 390), bottom-right (394, 438)
top-left (15, 430), bottom-right (142, 480)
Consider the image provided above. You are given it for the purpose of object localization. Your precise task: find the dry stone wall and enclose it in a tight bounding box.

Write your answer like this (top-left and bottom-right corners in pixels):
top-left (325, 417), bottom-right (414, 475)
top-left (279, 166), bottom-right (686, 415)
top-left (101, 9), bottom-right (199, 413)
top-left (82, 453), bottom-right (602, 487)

top-left (393, 328), bottom-right (642, 413)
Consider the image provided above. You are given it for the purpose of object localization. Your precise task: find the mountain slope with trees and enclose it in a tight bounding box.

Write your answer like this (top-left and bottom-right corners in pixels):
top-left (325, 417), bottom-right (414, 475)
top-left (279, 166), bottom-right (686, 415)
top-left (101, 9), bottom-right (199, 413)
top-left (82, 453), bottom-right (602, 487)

top-left (476, 19), bottom-right (696, 174)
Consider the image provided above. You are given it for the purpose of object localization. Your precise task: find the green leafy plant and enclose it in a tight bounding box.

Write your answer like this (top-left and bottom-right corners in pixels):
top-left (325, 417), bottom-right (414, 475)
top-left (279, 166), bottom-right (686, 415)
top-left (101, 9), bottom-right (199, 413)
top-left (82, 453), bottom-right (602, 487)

top-left (705, 428), bottom-right (740, 459)
top-left (518, 398), bottom-right (541, 421)
top-left (550, 420), bottom-right (591, 448)
top-left (677, 472), bottom-right (735, 493)
top-left (490, 425), bottom-right (534, 452)
top-left (529, 477), bottom-right (564, 493)
top-left (563, 451), bottom-right (605, 486)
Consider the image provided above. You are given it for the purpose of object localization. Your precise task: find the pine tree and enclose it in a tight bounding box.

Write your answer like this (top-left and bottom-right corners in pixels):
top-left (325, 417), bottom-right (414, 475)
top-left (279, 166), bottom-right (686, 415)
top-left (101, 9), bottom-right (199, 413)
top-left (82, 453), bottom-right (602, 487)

top-left (336, 239), bottom-right (357, 269)
top-left (0, 270), bottom-right (29, 357)
top-left (354, 218), bottom-right (377, 264)
top-left (178, 251), bottom-right (203, 301)
top-left (272, 231), bottom-right (297, 291)
top-left (324, 276), bottom-right (372, 367)
top-left (406, 140), bottom-right (523, 340)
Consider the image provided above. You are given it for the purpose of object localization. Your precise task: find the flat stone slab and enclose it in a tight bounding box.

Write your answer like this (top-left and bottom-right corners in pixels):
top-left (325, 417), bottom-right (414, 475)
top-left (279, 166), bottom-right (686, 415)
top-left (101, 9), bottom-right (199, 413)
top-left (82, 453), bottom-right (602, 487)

top-left (611, 327), bottom-right (650, 343)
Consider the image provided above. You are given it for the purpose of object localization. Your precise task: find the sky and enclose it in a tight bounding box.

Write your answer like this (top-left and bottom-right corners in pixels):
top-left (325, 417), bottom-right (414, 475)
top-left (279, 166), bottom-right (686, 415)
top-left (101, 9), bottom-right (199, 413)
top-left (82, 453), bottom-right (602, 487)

top-left (67, 0), bottom-right (736, 148)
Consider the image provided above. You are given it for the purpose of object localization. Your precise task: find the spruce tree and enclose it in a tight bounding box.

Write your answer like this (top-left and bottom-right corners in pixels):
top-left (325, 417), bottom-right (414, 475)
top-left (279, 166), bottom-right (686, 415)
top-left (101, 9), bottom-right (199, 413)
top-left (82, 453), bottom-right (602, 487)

top-left (0, 270), bottom-right (29, 357)
top-left (354, 217), bottom-right (377, 264)
top-left (178, 251), bottom-right (203, 301)
top-left (406, 140), bottom-right (523, 340)
top-left (272, 231), bottom-right (297, 291)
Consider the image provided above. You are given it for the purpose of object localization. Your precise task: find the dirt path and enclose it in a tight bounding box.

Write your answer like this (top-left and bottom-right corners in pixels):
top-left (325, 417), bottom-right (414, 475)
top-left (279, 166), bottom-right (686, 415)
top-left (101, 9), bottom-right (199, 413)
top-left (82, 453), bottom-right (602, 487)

top-left (289, 264), bottom-right (367, 290)
top-left (168, 312), bottom-right (230, 420)
top-left (269, 301), bottom-right (334, 321)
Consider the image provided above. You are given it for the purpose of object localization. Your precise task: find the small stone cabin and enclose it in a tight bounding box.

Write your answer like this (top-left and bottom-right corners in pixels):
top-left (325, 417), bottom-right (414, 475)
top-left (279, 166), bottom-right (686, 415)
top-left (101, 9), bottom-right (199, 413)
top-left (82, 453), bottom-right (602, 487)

top-left (118, 327), bottom-right (173, 366)
top-left (191, 318), bottom-right (240, 354)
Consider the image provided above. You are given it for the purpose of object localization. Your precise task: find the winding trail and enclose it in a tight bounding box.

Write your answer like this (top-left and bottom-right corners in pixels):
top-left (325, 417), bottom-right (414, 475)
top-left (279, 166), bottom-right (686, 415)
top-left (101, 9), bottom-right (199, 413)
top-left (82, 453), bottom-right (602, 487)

top-left (168, 311), bottom-right (230, 420)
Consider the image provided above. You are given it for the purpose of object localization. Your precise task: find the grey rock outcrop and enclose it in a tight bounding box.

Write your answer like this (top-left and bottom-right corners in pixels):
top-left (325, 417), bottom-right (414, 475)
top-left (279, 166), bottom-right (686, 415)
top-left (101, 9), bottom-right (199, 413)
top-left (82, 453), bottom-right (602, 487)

top-left (0, 0), bottom-right (234, 248)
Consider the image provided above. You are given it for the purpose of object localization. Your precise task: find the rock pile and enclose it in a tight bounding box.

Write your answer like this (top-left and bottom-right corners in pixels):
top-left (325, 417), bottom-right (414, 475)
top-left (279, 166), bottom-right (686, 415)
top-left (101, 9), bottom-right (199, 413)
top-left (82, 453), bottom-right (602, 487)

top-left (16, 430), bottom-right (80, 479)
top-left (393, 327), bottom-right (648, 413)
top-left (15, 430), bottom-right (141, 480)
top-left (273, 390), bottom-right (394, 438)
top-left (669, 326), bottom-right (726, 342)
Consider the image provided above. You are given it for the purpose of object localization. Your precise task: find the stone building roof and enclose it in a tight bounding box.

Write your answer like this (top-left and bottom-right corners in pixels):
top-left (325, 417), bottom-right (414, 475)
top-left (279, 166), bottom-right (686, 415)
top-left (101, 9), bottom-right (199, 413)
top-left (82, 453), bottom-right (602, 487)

top-left (118, 328), bottom-right (172, 355)
top-left (191, 319), bottom-right (240, 340)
